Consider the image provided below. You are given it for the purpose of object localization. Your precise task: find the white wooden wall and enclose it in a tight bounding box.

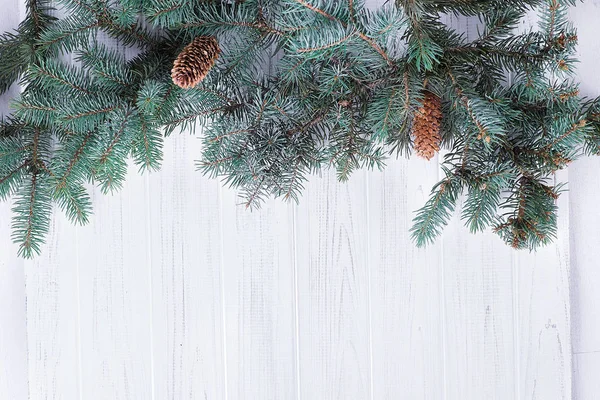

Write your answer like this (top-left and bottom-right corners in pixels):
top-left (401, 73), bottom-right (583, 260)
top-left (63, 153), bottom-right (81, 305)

top-left (1, 1), bottom-right (599, 399)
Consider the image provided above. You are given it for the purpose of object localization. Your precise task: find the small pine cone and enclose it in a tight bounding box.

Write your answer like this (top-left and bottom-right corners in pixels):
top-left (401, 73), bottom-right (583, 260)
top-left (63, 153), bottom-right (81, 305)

top-left (412, 91), bottom-right (442, 160)
top-left (171, 36), bottom-right (220, 89)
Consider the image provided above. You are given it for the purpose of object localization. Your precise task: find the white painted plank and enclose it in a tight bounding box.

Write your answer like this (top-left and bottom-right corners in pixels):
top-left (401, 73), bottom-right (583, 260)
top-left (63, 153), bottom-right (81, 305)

top-left (0, 0), bottom-right (27, 398)
top-left (63, 33), bottom-right (155, 397)
top-left (572, 352), bottom-right (600, 400)
top-left (567, 2), bottom-right (600, 398)
top-left (0, 204), bottom-right (27, 400)
top-left (517, 248), bottom-right (571, 400)
top-left (220, 187), bottom-right (297, 400)
top-left (426, 15), bottom-right (515, 400)
top-left (0, 0), bottom-right (590, 398)
top-left (569, 149), bottom-right (600, 345)
top-left (440, 10), bottom-right (517, 398)
top-left (23, 208), bottom-right (81, 399)
top-left (295, 169), bottom-right (371, 400)
top-left (149, 132), bottom-right (226, 400)
top-left (21, 3), bottom-right (84, 396)
top-left (568, 156), bottom-right (600, 400)
top-left (507, 8), bottom-right (573, 400)
top-left (517, 170), bottom-right (571, 400)
top-left (442, 210), bottom-right (516, 400)
top-left (76, 168), bottom-right (154, 399)
top-left (438, 10), bottom-right (571, 400)
top-left (367, 156), bottom-right (444, 399)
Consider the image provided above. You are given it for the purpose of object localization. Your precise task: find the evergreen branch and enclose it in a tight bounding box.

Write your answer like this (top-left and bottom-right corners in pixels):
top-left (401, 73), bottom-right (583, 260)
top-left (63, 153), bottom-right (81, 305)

top-left (162, 104), bottom-right (233, 134)
top-left (38, 19), bottom-right (99, 53)
top-left (31, 127), bottom-right (40, 166)
top-left (0, 0), bottom-right (596, 255)
top-left (29, 60), bottom-right (93, 94)
top-left (296, 33), bottom-right (355, 53)
top-left (62, 105), bottom-right (119, 123)
top-left (348, 0), bottom-right (356, 24)
top-left (34, 68), bottom-right (90, 94)
top-left (147, 2), bottom-right (183, 22)
top-left (12, 167), bottom-right (52, 258)
top-left (283, 158), bottom-right (301, 201)
top-left (78, 44), bottom-right (132, 88)
top-left (23, 172), bottom-right (40, 251)
top-left (291, 0), bottom-right (393, 64)
top-left (0, 145), bottom-right (29, 163)
top-left (211, 128), bottom-right (251, 142)
top-left (201, 156), bottom-right (234, 168)
top-left (382, 89), bottom-right (395, 131)
top-left (55, 131), bottom-right (93, 190)
top-left (163, 105), bottom-right (226, 126)
top-left (99, 110), bottom-right (132, 164)
top-left (181, 20), bottom-right (285, 36)
top-left (0, 162), bottom-right (27, 200)
top-left (94, 69), bottom-right (129, 87)
top-left (92, 108), bottom-right (137, 193)
top-left (64, 0), bottom-right (95, 14)
top-left (448, 71), bottom-right (506, 143)
top-left (0, 162), bottom-right (26, 185)
top-left (17, 103), bottom-right (57, 113)
top-left (244, 176), bottom-right (266, 209)
top-left (543, 118), bottom-right (587, 150)
top-left (55, 184), bottom-right (90, 224)
top-left (132, 113), bottom-right (163, 171)
top-left (411, 173), bottom-right (462, 246)
top-left (28, 0), bottom-right (44, 36)
top-left (547, 0), bottom-right (559, 40)
top-left (97, 11), bottom-right (156, 47)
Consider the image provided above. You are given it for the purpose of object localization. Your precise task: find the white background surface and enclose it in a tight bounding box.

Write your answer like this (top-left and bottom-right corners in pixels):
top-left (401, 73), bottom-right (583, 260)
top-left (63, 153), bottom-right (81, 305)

top-left (0, 0), bottom-right (599, 399)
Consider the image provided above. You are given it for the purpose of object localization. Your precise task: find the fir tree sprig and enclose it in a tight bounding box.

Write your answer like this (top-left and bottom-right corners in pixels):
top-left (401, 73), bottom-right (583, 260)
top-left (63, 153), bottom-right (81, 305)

top-left (0, 0), bottom-right (596, 256)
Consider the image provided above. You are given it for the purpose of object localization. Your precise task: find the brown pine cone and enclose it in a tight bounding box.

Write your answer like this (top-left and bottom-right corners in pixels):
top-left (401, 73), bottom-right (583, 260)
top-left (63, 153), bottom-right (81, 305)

top-left (412, 91), bottom-right (442, 160)
top-left (171, 36), bottom-right (220, 89)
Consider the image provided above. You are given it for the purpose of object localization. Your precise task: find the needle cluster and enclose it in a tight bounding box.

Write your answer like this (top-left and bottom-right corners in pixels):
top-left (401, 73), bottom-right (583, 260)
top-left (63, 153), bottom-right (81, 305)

top-left (0, 0), bottom-right (597, 257)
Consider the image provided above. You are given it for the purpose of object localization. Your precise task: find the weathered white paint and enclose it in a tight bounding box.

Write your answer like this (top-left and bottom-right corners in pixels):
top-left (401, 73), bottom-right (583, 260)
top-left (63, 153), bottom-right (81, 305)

top-left (568, 3), bottom-right (600, 399)
top-left (149, 131), bottom-right (226, 399)
top-left (0, 2), bottom-right (27, 400)
top-left (2, 0), bottom-right (600, 399)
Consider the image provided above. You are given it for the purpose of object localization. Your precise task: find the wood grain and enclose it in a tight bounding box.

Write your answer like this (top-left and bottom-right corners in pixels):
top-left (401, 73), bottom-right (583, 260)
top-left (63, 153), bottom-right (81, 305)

top-left (76, 170), bottom-right (154, 399)
top-left (220, 187), bottom-right (297, 400)
top-left (0, 1), bottom-right (27, 398)
top-left (149, 132), bottom-right (226, 400)
top-left (516, 170), bottom-right (571, 400)
top-left (442, 208), bottom-right (516, 400)
top-left (2, 0), bottom-right (592, 399)
top-left (368, 156), bottom-right (444, 399)
top-left (23, 208), bottom-right (81, 399)
top-left (295, 169), bottom-right (371, 400)
top-left (569, 156), bottom-right (600, 400)
top-left (0, 203), bottom-right (27, 400)
top-left (566, 3), bottom-right (600, 398)
top-left (567, 5), bottom-right (600, 399)
top-left (573, 351), bottom-right (600, 400)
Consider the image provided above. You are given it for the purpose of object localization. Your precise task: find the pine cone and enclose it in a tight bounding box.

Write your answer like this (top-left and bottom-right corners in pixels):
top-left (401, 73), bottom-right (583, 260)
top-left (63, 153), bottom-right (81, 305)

top-left (412, 91), bottom-right (442, 160)
top-left (171, 36), bottom-right (220, 89)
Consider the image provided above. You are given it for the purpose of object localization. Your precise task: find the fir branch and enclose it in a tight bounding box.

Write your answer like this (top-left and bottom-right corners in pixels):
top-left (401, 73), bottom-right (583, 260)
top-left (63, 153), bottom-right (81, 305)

top-left (543, 118), bottom-right (587, 150)
top-left (181, 20), bottom-right (285, 37)
top-left (411, 172), bottom-right (463, 247)
top-left (131, 113), bottom-right (163, 171)
top-left (11, 168), bottom-right (52, 258)
top-left (161, 104), bottom-right (232, 133)
top-left (28, 59), bottom-right (94, 94)
top-left (0, 0), bottom-right (597, 255)
top-left (291, 0), bottom-right (393, 65)
top-left (0, 162), bottom-right (27, 200)
top-left (55, 131), bottom-right (93, 191)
